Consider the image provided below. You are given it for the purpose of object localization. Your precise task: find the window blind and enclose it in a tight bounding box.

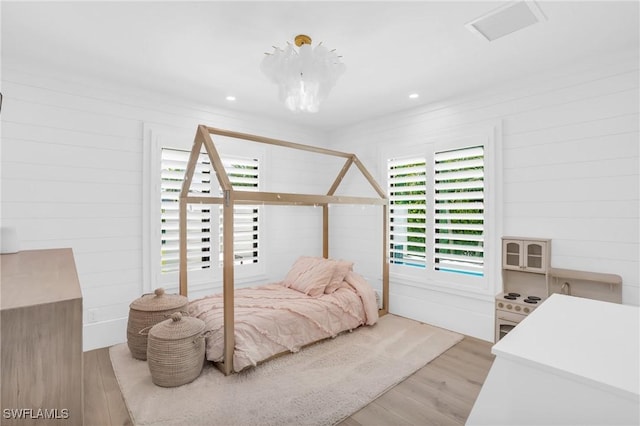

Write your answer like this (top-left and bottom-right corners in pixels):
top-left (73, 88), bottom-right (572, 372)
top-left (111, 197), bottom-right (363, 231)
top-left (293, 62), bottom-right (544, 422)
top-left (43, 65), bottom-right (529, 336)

top-left (160, 149), bottom-right (260, 273)
top-left (160, 148), bottom-right (213, 273)
top-left (388, 156), bottom-right (427, 268)
top-left (218, 157), bottom-right (260, 266)
top-left (433, 146), bottom-right (484, 276)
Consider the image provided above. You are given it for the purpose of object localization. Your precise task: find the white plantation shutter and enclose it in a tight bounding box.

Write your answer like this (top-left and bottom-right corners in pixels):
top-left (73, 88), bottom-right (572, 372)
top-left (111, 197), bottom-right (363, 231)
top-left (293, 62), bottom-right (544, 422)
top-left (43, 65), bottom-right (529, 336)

top-left (161, 149), bottom-right (213, 273)
top-left (388, 157), bottom-right (427, 268)
top-left (433, 146), bottom-right (484, 276)
top-left (218, 157), bottom-right (260, 266)
top-left (160, 149), bottom-right (260, 274)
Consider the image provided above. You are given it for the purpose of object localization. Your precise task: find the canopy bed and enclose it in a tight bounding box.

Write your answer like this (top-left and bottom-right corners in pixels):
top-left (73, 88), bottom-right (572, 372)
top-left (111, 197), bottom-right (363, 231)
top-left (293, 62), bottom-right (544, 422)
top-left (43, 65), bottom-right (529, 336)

top-left (179, 125), bottom-right (389, 375)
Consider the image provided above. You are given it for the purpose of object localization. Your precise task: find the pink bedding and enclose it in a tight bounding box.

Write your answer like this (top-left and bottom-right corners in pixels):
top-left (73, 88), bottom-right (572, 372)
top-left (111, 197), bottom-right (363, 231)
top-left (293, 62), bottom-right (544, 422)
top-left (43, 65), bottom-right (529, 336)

top-left (188, 267), bottom-right (379, 372)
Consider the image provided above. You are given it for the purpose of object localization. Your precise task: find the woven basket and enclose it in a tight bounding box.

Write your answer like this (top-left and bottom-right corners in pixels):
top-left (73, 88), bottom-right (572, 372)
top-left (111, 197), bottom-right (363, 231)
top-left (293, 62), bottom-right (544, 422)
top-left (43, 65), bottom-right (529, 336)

top-left (147, 312), bottom-right (206, 387)
top-left (127, 288), bottom-right (188, 360)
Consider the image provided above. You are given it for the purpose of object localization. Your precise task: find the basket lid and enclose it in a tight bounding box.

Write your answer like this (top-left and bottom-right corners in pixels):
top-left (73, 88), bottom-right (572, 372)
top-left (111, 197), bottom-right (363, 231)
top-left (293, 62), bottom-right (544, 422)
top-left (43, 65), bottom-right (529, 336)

top-left (129, 288), bottom-right (188, 312)
top-left (149, 312), bottom-right (205, 340)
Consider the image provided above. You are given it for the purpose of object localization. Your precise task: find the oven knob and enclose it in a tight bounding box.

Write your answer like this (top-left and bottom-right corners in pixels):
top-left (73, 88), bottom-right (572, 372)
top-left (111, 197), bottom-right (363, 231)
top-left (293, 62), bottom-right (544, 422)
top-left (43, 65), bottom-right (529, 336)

top-left (498, 302), bottom-right (504, 309)
top-left (524, 307), bottom-right (530, 314)
top-left (506, 304), bottom-right (512, 310)
top-left (515, 305), bottom-right (521, 312)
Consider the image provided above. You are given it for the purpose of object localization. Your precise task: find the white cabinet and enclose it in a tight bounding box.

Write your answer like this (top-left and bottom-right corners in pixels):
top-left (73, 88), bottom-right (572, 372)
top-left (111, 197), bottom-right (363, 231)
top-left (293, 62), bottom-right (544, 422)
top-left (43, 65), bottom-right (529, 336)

top-left (497, 237), bottom-right (623, 343)
top-left (502, 238), bottom-right (549, 273)
top-left (470, 295), bottom-right (639, 426)
top-left (496, 237), bottom-right (551, 342)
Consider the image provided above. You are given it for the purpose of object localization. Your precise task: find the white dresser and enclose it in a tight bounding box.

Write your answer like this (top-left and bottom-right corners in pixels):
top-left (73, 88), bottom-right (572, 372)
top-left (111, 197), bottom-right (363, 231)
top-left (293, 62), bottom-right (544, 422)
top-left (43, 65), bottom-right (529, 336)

top-left (468, 294), bottom-right (639, 425)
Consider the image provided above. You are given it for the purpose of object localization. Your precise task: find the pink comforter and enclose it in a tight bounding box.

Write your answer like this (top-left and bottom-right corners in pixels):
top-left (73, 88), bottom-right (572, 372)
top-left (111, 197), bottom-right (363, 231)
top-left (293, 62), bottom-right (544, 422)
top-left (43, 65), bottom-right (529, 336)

top-left (188, 276), bottom-right (378, 372)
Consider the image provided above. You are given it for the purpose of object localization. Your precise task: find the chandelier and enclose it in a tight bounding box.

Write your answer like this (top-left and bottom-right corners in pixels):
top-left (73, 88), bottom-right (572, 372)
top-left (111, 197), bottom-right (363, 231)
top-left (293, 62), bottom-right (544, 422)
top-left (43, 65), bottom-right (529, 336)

top-left (261, 34), bottom-right (346, 113)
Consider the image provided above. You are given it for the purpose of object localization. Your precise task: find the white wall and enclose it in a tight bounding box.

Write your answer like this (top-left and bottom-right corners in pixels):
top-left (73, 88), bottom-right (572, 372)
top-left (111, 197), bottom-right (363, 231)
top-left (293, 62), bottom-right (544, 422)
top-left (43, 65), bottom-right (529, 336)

top-left (329, 49), bottom-right (639, 341)
top-left (2, 48), bottom-right (637, 349)
top-left (0, 61), bottom-right (329, 350)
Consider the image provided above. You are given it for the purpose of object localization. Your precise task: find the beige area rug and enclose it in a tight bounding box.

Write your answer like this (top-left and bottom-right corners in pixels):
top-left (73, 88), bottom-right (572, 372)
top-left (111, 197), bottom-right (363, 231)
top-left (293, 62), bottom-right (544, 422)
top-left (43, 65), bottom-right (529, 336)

top-left (110, 314), bottom-right (463, 426)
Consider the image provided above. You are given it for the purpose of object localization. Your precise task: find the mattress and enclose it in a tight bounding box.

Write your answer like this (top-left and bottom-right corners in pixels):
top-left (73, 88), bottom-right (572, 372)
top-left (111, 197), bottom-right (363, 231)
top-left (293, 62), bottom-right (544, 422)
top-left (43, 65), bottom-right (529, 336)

top-left (188, 263), bottom-right (379, 372)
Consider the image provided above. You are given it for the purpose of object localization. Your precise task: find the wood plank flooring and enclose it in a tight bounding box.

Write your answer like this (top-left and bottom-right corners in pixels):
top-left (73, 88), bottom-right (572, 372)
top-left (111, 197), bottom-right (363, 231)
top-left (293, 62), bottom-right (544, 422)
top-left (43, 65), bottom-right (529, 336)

top-left (84, 336), bottom-right (494, 425)
top-left (83, 349), bottom-right (133, 426)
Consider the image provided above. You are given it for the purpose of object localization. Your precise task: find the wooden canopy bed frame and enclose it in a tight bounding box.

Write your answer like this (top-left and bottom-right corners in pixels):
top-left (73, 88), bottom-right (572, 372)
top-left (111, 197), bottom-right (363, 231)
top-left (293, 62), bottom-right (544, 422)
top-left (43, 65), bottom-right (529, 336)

top-left (179, 125), bottom-right (389, 375)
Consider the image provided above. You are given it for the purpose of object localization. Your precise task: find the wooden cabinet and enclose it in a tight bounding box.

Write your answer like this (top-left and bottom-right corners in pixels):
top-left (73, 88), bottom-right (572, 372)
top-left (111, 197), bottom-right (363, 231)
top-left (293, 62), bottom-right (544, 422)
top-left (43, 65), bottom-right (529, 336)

top-left (502, 238), bottom-right (549, 273)
top-left (1, 249), bottom-right (84, 425)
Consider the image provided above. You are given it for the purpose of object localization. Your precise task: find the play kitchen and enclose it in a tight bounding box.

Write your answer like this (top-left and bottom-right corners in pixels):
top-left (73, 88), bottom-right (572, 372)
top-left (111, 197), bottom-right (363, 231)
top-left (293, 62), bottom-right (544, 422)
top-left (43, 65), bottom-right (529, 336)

top-left (495, 237), bottom-right (623, 342)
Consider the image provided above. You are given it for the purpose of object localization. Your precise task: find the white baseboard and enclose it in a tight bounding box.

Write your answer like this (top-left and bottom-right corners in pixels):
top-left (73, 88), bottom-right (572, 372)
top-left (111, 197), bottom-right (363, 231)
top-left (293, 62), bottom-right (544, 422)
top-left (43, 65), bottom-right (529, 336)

top-left (389, 291), bottom-right (494, 342)
top-left (83, 317), bottom-right (127, 352)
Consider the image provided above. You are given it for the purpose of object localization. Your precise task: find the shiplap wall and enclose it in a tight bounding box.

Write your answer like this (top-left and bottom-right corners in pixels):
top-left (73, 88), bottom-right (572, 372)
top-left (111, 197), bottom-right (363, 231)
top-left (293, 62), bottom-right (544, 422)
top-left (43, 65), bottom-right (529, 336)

top-left (0, 62), bottom-right (329, 350)
top-left (2, 49), bottom-right (637, 348)
top-left (328, 49), bottom-right (639, 340)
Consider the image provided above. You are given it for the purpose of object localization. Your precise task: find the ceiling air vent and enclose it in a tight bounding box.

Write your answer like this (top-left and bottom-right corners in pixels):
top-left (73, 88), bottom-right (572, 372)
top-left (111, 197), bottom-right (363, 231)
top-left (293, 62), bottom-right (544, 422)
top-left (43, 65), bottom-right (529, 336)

top-left (466, 0), bottom-right (546, 42)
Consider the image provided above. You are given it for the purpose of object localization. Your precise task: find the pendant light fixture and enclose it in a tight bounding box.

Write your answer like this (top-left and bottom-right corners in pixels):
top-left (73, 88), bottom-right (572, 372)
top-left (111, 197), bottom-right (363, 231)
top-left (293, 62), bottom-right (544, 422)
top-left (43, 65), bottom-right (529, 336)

top-left (261, 34), bottom-right (346, 113)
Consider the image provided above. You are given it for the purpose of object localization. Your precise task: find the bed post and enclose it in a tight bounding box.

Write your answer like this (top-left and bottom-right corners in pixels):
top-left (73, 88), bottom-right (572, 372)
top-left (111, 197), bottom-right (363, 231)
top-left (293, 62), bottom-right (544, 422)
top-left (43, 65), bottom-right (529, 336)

top-left (179, 197), bottom-right (188, 296)
top-left (222, 189), bottom-right (235, 375)
top-left (179, 130), bottom-right (205, 297)
top-left (322, 206), bottom-right (329, 258)
top-left (381, 203), bottom-right (389, 315)
top-left (194, 125), bottom-right (236, 374)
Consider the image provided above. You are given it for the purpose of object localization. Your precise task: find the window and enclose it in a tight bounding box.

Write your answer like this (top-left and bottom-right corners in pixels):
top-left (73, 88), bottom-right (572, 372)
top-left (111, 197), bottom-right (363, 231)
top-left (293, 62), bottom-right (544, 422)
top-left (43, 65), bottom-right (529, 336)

top-left (218, 157), bottom-right (260, 266)
top-left (386, 144), bottom-right (486, 279)
top-left (160, 148), bottom-right (260, 275)
top-left (161, 148), bottom-right (212, 274)
top-left (433, 146), bottom-right (484, 276)
top-left (388, 157), bottom-right (427, 268)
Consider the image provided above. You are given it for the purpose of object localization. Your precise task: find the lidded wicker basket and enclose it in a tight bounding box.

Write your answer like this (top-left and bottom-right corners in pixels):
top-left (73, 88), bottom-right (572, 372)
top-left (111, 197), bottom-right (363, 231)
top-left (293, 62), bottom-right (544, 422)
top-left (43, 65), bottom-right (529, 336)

top-left (127, 288), bottom-right (188, 360)
top-left (147, 312), bottom-right (206, 387)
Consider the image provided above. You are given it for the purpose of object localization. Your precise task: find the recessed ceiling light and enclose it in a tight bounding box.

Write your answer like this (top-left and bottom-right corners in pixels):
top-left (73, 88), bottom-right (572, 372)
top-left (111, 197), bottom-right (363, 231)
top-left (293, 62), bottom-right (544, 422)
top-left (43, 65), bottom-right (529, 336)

top-left (409, 93), bottom-right (419, 99)
top-left (226, 96), bottom-right (236, 101)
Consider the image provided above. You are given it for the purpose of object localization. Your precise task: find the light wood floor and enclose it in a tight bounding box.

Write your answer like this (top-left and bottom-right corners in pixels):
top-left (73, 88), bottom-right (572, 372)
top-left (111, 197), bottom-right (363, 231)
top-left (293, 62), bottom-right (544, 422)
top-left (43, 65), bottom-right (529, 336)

top-left (84, 336), bottom-right (494, 426)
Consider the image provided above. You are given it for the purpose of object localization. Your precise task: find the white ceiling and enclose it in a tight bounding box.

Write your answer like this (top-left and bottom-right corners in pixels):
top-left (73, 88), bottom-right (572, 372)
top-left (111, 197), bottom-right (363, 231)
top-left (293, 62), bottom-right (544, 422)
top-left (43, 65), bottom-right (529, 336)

top-left (2, 1), bottom-right (638, 131)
